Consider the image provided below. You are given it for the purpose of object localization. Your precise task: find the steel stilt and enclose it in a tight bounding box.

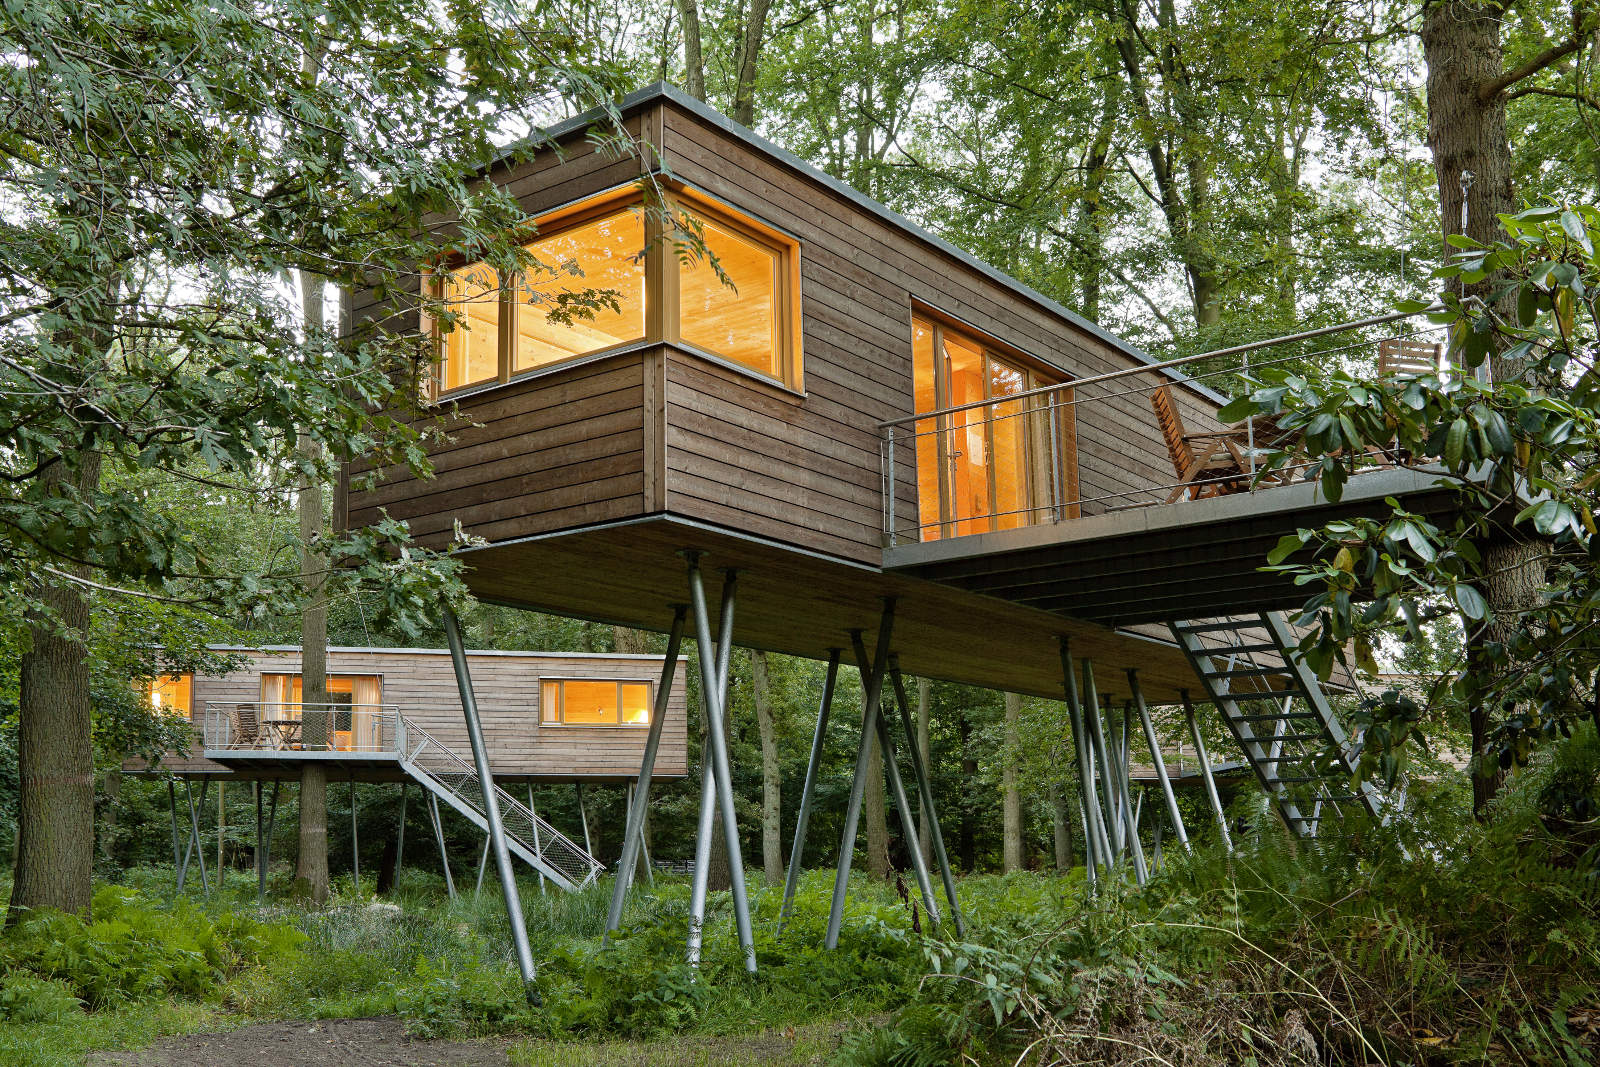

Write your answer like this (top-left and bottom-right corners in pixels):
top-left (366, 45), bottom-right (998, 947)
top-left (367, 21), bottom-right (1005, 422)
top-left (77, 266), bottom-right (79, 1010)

top-left (1182, 691), bottom-right (1233, 851)
top-left (780, 648), bottom-right (841, 931)
top-left (475, 834), bottom-right (490, 899)
top-left (852, 634), bottom-right (939, 927)
top-left (181, 778), bottom-right (210, 895)
top-left (255, 782), bottom-right (266, 904)
top-left (1059, 640), bottom-right (1110, 886)
top-left (167, 780), bottom-right (182, 889)
top-left (350, 774), bottom-right (360, 894)
top-left (263, 780), bottom-right (280, 893)
top-left (395, 782), bottom-right (409, 890)
top-left (1081, 661), bottom-right (1121, 863)
top-left (428, 793), bottom-right (454, 899)
top-left (686, 579), bottom-right (734, 965)
top-left (576, 783), bottom-right (593, 857)
top-left (1129, 671), bottom-right (1191, 855)
top-left (1119, 706), bottom-right (1149, 885)
top-left (606, 606), bottom-right (687, 943)
top-left (685, 562), bottom-right (757, 972)
top-left (826, 598), bottom-right (896, 950)
top-left (527, 786), bottom-right (547, 895)
top-left (443, 605), bottom-right (536, 993)
top-left (888, 658), bottom-right (964, 935)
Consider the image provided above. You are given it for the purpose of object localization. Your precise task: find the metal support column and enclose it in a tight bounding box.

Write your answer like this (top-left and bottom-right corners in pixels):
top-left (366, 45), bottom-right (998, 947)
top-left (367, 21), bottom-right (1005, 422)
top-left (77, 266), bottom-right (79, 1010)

top-left (1129, 670), bottom-right (1191, 855)
top-left (180, 778), bottom-right (211, 895)
top-left (575, 784), bottom-right (593, 857)
top-left (263, 780), bottom-right (280, 895)
top-left (1081, 661), bottom-right (1121, 862)
top-left (853, 635), bottom-right (939, 927)
top-left (443, 605), bottom-right (536, 993)
top-left (1182, 691), bottom-right (1233, 852)
top-left (826, 598), bottom-right (895, 950)
top-left (606, 606), bottom-right (687, 942)
top-left (527, 786), bottom-right (547, 895)
top-left (888, 658), bottom-right (964, 935)
top-left (1118, 705), bottom-right (1149, 885)
top-left (686, 575), bottom-right (735, 965)
top-left (167, 780), bottom-right (182, 888)
top-left (1059, 640), bottom-right (1111, 886)
top-left (428, 793), bottom-right (455, 900)
top-left (395, 782), bottom-right (409, 890)
top-left (780, 649), bottom-right (841, 929)
top-left (255, 783), bottom-right (266, 904)
top-left (475, 834), bottom-right (490, 898)
top-left (350, 774), bottom-right (360, 894)
top-left (685, 558), bottom-right (755, 971)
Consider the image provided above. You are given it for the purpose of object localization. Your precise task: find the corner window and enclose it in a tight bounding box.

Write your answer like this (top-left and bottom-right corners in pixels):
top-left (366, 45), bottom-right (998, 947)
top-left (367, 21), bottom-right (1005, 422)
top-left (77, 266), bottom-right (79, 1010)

top-left (426, 185), bottom-right (801, 399)
top-left (540, 678), bottom-right (653, 726)
top-left (144, 674), bottom-right (193, 717)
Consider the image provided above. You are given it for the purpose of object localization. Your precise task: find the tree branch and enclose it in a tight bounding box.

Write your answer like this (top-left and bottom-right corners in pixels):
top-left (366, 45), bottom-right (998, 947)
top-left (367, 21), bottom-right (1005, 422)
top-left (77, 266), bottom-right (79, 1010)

top-left (1479, 17), bottom-right (1596, 103)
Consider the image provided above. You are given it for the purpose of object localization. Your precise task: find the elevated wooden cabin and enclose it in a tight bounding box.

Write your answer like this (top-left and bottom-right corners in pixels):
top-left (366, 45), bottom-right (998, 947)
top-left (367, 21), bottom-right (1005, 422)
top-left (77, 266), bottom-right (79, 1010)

top-left (340, 83), bottom-right (1452, 705)
top-left (126, 646), bottom-right (689, 785)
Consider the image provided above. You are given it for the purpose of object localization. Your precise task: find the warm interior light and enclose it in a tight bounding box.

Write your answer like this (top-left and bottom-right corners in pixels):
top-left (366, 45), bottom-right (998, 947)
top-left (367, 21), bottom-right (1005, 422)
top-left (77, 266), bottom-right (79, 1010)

top-left (678, 213), bottom-right (780, 378)
top-left (440, 263), bottom-right (501, 390)
top-left (516, 207), bottom-right (646, 373)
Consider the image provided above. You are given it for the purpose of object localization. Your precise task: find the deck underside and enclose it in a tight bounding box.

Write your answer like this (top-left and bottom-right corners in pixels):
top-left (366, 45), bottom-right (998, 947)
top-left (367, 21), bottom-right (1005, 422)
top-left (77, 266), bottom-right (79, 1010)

top-left (459, 514), bottom-right (1215, 704)
top-left (883, 468), bottom-right (1463, 627)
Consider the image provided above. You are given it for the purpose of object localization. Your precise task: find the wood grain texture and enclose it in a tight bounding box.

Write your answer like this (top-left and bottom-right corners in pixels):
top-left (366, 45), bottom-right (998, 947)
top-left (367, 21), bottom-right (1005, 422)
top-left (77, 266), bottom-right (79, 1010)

top-left (123, 647), bottom-right (689, 784)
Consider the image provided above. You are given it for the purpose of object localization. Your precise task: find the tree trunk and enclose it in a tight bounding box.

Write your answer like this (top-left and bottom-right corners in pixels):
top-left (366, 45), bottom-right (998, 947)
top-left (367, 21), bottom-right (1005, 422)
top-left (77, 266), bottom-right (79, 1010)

top-left (1423, 0), bottom-right (1543, 817)
top-left (612, 626), bottom-right (650, 654)
top-left (958, 710), bottom-right (976, 871)
top-left (295, 272), bottom-right (331, 904)
top-left (10, 451), bottom-right (103, 921)
top-left (675, 0), bottom-right (706, 102)
top-left (750, 651), bottom-right (783, 886)
top-left (730, 0), bottom-right (774, 126)
top-left (1002, 692), bottom-right (1023, 873)
top-left (1048, 781), bottom-right (1073, 873)
top-left (916, 677), bottom-right (932, 870)
top-left (864, 695), bottom-right (890, 879)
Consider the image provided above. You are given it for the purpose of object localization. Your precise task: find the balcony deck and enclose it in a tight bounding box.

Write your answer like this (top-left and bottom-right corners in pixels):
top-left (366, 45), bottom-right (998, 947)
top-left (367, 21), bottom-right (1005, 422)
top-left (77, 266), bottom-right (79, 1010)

top-left (882, 467), bottom-right (1462, 627)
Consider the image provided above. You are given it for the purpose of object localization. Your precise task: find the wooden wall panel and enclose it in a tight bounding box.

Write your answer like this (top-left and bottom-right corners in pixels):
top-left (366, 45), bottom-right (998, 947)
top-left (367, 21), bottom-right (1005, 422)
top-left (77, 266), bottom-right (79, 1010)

top-left (124, 647), bottom-right (689, 782)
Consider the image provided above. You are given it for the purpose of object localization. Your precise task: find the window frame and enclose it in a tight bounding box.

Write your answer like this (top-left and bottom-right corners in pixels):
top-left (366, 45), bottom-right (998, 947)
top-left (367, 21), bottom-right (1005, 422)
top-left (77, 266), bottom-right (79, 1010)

top-left (422, 182), bottom-right (803, 403)
top-left (143, 673), bottom-right (194, 718)
top-left (538, 676), bottom-right (656, 728)
top-left (909, 305), bottom-right (1080, 538)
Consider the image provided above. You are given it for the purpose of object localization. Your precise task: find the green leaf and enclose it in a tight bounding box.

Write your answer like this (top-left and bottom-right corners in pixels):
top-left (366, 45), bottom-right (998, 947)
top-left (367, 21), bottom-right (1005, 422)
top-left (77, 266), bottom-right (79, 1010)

top-left (1267, 532), bottom-right (1310, 565)
top-left (1217, 395), bottom-right (1258, 423)
top-left (1453, 583), bottom-right (1487, 621)
top-left (1445, 418), bottom-right (1469, 468)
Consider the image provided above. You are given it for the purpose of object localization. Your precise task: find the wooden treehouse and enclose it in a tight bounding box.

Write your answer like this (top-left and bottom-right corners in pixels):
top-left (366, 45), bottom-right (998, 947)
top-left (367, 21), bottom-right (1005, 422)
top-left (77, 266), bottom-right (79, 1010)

top-left (129, 646), bottom-right (689, 892)
top-left (337, 83), bottom-right (1458, 975)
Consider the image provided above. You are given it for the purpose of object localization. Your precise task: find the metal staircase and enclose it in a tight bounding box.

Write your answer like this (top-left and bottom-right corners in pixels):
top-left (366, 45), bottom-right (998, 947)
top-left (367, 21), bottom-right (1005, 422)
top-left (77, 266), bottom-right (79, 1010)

top-left (397, 716), bottom-right (604, 891)
top-left (1169, 612), bottom-right (1386, 837)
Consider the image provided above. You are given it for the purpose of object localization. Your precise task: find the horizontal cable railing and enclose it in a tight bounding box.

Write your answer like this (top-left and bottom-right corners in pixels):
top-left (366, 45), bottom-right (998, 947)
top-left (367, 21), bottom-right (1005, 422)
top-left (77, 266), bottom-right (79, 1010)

top-left (878, 312), bottom-right (1449, 547)
top-left (203, 702), bottom-right (406, 755)
top-left (399, 717), bottom-right (603, 888)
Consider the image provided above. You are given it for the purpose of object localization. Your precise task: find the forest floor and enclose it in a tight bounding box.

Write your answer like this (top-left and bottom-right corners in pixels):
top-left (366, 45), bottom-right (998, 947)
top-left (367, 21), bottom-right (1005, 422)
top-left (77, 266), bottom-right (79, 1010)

top-left (85, 1016), bottom-right (851, 1067)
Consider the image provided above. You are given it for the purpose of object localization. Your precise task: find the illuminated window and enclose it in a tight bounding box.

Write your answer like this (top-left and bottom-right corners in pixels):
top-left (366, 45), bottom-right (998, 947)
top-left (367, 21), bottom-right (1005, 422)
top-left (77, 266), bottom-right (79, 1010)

top-left (910, 313), bottom-right (1078, 541)
top-left (144, 674), bottom-right (193, 717)
top-left (427, 186), bottom-right (801, 399)
top-left (439, 263), bottom-right (502, 391)
top-left (677, 210), bottom-right (783, 380)
top-left (516, 206), bottom-right (647, 373)
top-left (259, 674), bottom-right (383, 751)
top-left (540, 679), bottom-right (653, 726)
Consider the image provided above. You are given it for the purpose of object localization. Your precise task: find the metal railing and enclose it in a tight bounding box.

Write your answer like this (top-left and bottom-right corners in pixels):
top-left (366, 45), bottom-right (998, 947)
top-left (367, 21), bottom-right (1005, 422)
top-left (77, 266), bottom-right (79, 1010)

top-left (203, 702), bottom-right (406, 755)
top-left (399, 717), bottom-right (604, 889)
top-left (878, 311), bottom-right (1448, 547)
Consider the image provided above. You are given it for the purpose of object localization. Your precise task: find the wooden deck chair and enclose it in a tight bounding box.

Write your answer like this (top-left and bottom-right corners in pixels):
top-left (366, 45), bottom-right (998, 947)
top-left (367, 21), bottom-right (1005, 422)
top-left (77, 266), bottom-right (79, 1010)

top-left (229, 703), bottom-right (261, 749)
top-left (1377, 338), bottom-right (1442, 379)
top-left (1151, 383), bottom-right (1249, 504)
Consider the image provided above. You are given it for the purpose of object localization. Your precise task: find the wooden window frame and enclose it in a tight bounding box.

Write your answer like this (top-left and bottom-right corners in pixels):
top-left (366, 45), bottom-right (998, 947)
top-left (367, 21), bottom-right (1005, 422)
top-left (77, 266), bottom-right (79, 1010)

top-left (144, 672), bottom-right (194, 717)
top-left (910, 306), bottom-right (1080, 537)
top-left (422, 183), bottom-right (803, 403)
top-left (538, 677), bottom-right (655, 727)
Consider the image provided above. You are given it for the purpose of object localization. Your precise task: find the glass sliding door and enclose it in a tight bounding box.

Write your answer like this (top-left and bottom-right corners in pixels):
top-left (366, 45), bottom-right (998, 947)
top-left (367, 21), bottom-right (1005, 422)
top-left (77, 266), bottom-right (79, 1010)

top-left (909, 314), bottom-right (1077, 541)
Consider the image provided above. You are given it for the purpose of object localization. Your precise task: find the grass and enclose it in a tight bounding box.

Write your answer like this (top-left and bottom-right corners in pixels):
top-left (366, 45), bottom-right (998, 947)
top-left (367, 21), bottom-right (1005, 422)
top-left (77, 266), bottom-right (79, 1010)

top-left (509, 1020), bottom-right (861, 1066)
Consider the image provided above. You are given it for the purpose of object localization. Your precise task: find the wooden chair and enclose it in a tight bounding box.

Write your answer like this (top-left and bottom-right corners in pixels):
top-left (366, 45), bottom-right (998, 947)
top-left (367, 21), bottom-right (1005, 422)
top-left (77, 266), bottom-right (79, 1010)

top-left (1377, 338), bottom-right (1442, 379)
top-left (1151, 383), bottom-right (1250, 503)
top-left (229, 704), bottom-right (261, 749)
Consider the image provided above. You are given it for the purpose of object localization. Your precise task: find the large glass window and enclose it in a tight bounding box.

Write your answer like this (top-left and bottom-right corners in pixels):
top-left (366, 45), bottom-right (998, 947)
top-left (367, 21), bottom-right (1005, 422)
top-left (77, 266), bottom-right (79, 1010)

top-left (144, 674), bottom-right (193, 717)
top-left (540, 678), bottom-right (653, 726)
top-left (678, 212), bottom-right (781, 379)
top-left (910, 314), bottom-right (1077, 541)
top-left (428, 188), bottom-right (800, 399)
top-left (516, 206), bottom-right (647, 373)
top-left (259, 674), bottom-right (383, 751)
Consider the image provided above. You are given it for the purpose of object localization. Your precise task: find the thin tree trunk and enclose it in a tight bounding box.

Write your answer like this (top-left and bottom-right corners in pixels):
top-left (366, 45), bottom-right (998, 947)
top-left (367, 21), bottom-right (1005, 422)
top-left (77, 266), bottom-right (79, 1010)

top-left (916, 677), bottom-right (932, 870)
top-left (612, 626), bottom-right (650, 654)
top-left (751, 651), bottom-right (782, 886)
top-left (730, 0), bottom-right (774, 126)
top-left (864, 695), bottom-right (890, 879)
top-left (1002, 693), bottom-right (1023, 873)
top-left (675, 0), bottom-right (706, 102)
top-left (98, 767), bottom-right (122, 869)
top-left (295, 272), bottom-right (331, 904)
top-left (1048, 781), bottom-right (1072, 873)
top-left (11, 453), bottom-right (102, 920)
top-left (958, 710), bottom-right (976, 871)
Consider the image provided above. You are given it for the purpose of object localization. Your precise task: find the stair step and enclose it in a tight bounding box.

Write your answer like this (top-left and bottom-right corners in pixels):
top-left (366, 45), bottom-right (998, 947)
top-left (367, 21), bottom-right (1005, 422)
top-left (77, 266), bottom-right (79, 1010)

top-left (1232, 711), bottom-right (1320, 723)
top-left (1223, 642), bottom-right (1280, 654)
top-left (1173, 620), bottom-right (1256, 634)
top-left (1203, 665), bottom-right (1291, 679)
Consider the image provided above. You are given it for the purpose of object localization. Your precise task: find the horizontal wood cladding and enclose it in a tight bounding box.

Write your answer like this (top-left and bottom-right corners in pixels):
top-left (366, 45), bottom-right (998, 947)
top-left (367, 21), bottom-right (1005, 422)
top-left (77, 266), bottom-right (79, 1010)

top-left (124, 648), bottom-right (689, 782)
top-left (344, 352), bottom-right (651, 549)
top-left (657, 104), bottom-right (1225, 543)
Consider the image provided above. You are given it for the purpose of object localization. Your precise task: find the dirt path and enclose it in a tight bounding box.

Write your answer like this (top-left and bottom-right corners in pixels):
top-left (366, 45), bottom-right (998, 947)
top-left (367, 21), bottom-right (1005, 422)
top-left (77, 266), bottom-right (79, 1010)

top-left (87, 1017), bottom-right (513, 1067)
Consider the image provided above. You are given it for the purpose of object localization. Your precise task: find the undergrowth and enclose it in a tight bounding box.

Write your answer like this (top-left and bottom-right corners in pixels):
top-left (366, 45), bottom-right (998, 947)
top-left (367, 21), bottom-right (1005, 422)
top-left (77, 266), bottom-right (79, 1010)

top-left (0, 730), bottom-right (1594, 1066)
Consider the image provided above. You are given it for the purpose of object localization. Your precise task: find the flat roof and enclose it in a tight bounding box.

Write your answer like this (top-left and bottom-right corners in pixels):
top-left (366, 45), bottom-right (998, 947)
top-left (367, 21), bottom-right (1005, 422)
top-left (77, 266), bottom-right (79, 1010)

top-left (205, 645), bottom-right (682, 661)
top-left (491, 83), bottom-right (1222, 405)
